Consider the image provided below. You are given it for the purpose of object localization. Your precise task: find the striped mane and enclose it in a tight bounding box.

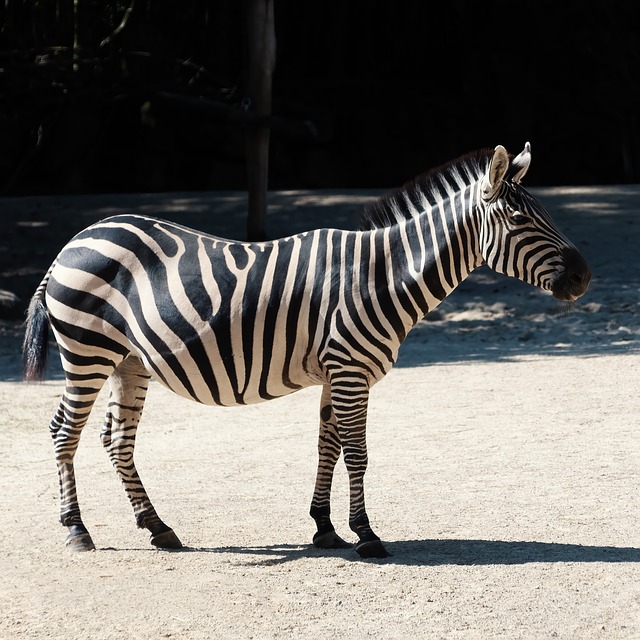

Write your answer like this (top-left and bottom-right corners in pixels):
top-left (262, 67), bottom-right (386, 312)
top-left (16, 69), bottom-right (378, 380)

top-left (360, 148), bottom-right (494, 230)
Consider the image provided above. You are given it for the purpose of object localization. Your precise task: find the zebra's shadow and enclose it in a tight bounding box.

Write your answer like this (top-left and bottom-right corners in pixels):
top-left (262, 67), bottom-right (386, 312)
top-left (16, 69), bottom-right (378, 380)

top-left (166, 538), bottom-right (640, 566)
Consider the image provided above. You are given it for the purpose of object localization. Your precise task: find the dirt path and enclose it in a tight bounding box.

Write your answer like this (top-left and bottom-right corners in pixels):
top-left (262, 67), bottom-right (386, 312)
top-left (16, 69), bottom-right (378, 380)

top-left (0, 186), bottom-right (639, 639)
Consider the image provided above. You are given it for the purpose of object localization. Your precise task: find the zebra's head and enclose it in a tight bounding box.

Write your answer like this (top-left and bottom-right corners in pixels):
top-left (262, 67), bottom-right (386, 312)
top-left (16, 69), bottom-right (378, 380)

top-left (478, 143), bottom-right (591, 301)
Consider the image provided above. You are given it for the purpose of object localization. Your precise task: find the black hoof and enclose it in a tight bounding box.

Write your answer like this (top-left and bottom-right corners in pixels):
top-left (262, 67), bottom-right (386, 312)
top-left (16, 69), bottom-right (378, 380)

top-left (65, 532), bottom-right (96, 552)
top-left (313, 529), bottom-right (351, 549)
top-left (355, 539), bottom-right (390, 559)
top-left (150, 528), bottom-right (183, 549)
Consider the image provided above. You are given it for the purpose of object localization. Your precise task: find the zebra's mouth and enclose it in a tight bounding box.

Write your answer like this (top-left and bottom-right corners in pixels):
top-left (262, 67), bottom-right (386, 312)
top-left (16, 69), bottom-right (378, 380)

top-left (552, 289), bottom-right (580, 302)
top-left (551, 276), bottom-right (590, 302)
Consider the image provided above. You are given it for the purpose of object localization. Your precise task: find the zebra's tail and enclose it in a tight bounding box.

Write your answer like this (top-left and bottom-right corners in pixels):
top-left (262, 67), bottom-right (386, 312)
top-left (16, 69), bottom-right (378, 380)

top-left (22, 265), bottom-right (54, 382)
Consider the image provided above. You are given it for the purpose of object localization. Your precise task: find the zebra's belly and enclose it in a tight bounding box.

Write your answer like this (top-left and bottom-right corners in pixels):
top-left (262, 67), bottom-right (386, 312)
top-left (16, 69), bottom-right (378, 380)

top-left (136, 326), bottom-right (324, 408)
top-left (153, 367), bottom-right (319, 407)
top-left (145, 353), bottom-right (322, 407)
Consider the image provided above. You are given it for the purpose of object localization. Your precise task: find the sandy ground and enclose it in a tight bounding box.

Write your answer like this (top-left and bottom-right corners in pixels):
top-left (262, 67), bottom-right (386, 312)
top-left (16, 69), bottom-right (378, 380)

top-left (0, 185), bottom-right (639, 639)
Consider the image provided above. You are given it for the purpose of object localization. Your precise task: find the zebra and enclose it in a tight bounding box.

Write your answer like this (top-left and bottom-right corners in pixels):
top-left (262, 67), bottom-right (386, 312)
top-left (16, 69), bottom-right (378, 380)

top-left (23, 143), bottom-right (590, 558)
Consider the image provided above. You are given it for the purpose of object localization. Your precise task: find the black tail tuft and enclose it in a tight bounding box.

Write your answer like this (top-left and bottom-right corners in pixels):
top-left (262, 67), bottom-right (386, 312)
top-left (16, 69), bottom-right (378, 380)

top-left (23, 295), bottom-right (50, 382)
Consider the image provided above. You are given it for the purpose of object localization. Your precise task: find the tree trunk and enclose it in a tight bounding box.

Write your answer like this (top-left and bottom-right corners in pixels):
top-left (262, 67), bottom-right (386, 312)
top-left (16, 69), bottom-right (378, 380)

top-left (243, 0), bottom-right (276, 241)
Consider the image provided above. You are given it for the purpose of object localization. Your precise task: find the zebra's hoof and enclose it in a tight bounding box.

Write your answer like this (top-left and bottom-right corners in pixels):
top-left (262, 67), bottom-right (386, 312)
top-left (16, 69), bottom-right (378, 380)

top-left (313, 530), bottom-right (351, 549)
top-left (355, 539), bottom-right (390, 559)
top-left (65, 532), bottom-right (96, 552)
top-left (150, 529), bottom-right (183, 549)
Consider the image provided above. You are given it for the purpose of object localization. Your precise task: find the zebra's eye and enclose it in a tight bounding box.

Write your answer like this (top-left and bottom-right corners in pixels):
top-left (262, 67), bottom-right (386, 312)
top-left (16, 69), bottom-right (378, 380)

top-left (511, 213), bottom-right (529, 225)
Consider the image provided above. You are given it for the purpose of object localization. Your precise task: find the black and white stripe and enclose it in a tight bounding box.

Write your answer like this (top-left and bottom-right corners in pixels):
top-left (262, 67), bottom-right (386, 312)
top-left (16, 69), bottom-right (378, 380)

top-left (23, 143), bottom-right (590, 557)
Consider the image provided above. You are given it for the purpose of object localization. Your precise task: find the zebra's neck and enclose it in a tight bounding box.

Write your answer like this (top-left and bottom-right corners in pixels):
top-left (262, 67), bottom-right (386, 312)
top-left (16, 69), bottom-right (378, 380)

top-left (374, 182), bottom-right (483, 338)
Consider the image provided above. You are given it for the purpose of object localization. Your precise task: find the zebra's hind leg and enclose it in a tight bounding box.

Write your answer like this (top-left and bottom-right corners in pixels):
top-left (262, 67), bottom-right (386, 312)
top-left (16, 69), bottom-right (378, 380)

top-left (310, 385), bottom-right (350, 550)
top-left (101, 356), bottom-right (182, 550)
top-left (50, 378), bottom-right (107, 552)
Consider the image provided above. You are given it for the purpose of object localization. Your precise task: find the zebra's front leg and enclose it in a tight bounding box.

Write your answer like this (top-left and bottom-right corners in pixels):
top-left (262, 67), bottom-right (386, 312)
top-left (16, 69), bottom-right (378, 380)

top-left (310, 385), bottom-right (350, 550)
top-left (101, 357), bottom-right (182, 549)
top-left (331, 374), bottom-right (389, 559)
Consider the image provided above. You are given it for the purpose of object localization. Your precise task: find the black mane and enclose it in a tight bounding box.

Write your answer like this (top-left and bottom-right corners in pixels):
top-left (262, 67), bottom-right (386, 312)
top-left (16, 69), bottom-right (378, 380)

top-left (360, 148), bottom-right (494, 230)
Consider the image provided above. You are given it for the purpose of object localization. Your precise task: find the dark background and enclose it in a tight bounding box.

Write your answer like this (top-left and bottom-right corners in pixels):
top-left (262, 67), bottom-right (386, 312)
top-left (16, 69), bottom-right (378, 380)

top-left (1, 0), bottom-right (639, 196)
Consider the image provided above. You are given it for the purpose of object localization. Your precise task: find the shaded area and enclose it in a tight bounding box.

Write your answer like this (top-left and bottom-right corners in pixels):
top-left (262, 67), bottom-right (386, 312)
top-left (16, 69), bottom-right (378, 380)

top-left (0, 185), bottom-right (638, 379)
top-left (385, 538), bottom-right (640, 567)
top-left (149, 538), bottom-right (640, 567)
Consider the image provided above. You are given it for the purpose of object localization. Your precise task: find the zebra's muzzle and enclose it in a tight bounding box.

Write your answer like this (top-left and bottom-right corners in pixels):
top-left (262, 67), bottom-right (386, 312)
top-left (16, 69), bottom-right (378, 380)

top-left (551, 247), bottom-right (591, 301)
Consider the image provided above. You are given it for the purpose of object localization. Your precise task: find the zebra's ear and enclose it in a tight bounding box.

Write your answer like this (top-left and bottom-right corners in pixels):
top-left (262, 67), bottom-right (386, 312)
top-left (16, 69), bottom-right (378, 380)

top-left (511, 141), bottom-right (531, 183)
top-left (482, 145), bottom-right (510, 201)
